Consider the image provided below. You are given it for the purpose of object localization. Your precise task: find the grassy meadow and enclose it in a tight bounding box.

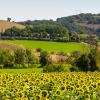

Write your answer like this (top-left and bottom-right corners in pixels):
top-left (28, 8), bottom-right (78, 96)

top-left (0, 68), bottom-right (43, 73)
top-left (5, 40), bottom-right (89, 53)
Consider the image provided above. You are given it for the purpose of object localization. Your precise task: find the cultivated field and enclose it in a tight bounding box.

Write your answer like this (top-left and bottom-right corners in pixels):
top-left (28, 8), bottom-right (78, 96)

top-left (6, 40), bottom-right (89, 53)
top-left (0, 72), bottom-right (100, 99)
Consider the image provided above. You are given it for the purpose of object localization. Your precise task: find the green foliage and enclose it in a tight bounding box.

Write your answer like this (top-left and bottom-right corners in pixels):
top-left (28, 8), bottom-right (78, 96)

top-left (43, 64), bottom-right (65, 72)
top-left (71, 51), bottom-right (81, 58)
top-left (0, 49), bottom-right (14, 68)
top-left (36, 48), bottom-right (42, 52)
top-left (14, 49), bottom-right (26, 66)
top-left (75, 49), bottom-right (98, 71)
top-left (40, 51), bottom-right (50, 66)
top-left (43, 64), bottom-right (78, 72)
top-left (75, 54), bottom-right (90, 71)
top-left (2, 13), bottom-right (100, 41)
top-left (25, 49), bottom-right (34, 66)
top-left (0, 49), bottom-right (5, 66)
top-left (4, 21), bottom-right (70, 41)
top-left (95, 43), bottom-right (100, 70)
top-left (0, 48), bottom-right (36, 68)
top-left (57, 13), bottom-right (100, 34)
top-left (5, 26), bottom-right (21, 38)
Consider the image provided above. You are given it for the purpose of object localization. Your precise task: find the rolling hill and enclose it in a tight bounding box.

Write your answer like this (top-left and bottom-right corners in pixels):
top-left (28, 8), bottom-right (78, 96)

top-left (20, 13), bottom-right (100, 34)
top-left (57, 13), bottom-right (100, 34)
top-left (0, 20), bottom-right (25, 33)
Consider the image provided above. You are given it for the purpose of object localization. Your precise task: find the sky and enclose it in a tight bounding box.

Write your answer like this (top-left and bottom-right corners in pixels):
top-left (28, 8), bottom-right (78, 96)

top-left (0, 0), bottom-right (100, 21)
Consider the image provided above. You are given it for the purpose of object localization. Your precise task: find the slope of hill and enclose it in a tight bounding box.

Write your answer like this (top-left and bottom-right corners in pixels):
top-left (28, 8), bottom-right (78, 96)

top-left (57, 13), bottom-right (100, 33)
top-left (0, 20), bottom-right (25, 33)
top-left (20, 13), bottom-right (100, 34)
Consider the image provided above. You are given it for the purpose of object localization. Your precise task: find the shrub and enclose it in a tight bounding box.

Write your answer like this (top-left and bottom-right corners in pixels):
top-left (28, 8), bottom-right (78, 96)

top-left (26, 49), bottom-right (34, 67)
top-left (58, 51), bottom-right (66, 56)
top-left (43, 64), bottom-right (65, 72)
top-left (66, 56), bottom-right (75, 64)
top-left (40, 51), bottom-right (49, 67)
top-left (0, 49), bottom-right (15, 68)
top-left (50, 51), bottom-right (55, 54)
top-left (14, 48), bottom-right (26, 67)
top-left (71, 51), bottom-right (81, 58)
top-left (75, 51), bottom-right (98, 71)
top-left (36, 48), bottom-right (42, 52)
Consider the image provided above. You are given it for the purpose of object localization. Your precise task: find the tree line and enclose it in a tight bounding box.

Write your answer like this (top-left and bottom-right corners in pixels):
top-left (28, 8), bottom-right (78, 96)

top-left (2, 23), bottom-right (80, 42)
top-left (0, 46), bottom-right (99, 72)
top-left (0, 48), bottom-right (35, 68)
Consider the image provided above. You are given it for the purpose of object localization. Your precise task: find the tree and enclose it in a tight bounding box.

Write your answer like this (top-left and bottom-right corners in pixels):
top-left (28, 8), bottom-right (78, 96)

top-left (75, 54), bottom-right (90, 71)
top-left (0, 49), bottom-right (14, 68)
top-left (26, 49), bottom-right (34, 67)
top-left (7, 17), bottom-right (11, 22)
top-left (14, 49), bottom-right (26, 67)
top-left (40, 51), bottom-right (49, 67)
top-left (5, 27), bottom-right (21, 39)
top-left (0, 49), bottom-right (5, 68)
top-left (75, 49), bottom-right (98, 71)
top-left (95, 42), bottom-right (100, 69)
top-left (88, 52), bottom-right (98, 71)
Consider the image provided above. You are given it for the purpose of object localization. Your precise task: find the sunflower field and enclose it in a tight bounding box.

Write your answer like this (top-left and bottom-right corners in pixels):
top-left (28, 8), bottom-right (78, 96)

top-left (0, 72), bottom-right (100, 100)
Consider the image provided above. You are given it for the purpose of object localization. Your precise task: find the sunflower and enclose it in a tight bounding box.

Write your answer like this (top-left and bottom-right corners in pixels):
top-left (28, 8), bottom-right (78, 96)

top-left (40, 90), bottom-right (48, 98)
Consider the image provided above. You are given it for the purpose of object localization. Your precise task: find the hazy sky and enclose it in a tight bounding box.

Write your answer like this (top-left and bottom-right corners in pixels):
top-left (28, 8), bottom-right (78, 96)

top-left (0, 0), bottom-right (100, 21)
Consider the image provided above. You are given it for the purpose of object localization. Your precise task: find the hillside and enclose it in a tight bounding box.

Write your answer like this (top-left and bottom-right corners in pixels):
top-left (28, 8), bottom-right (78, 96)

top-left (20, 13), bottom-right (100, 34)
top-left (0, 20), bottom-right (25, 33)
top-left (1, 13), bottom-right (100, 41)
top-left (57, 13), bottom-right (100, 34)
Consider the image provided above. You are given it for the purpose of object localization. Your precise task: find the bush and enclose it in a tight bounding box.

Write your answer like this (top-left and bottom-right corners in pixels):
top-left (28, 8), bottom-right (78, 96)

top-left (14, 48), bottom-right (26, 67)
top-left (36, 48), bottom-right (42, 52)
top-left (26, 49), bottom-right (34, 67)
top-left (58, 51), bottom-right (66, 56)
top-left (40, 51), bottom-right (50, 67)
top-left (75, 52), bottom-right (98, 71)
top-left (0, 49), bottom-right (15, 68)
top-left (71, 51), bottom-right (81, 58)
top-left (66, 56), bottom-right (75, 64)
top-left (43, 64), bottom-right (65, 72)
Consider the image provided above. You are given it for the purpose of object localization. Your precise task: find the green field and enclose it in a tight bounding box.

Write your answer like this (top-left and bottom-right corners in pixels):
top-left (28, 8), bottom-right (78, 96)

top-left (6, 40), bottom-right (89, 53)
top-left (0, 68), bottom-right (43, 73)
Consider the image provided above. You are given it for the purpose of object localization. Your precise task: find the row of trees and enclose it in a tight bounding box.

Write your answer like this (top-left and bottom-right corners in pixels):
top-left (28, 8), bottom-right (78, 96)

top-left (3, 22), bottom-right (71, 42)
top-left (0, 48), bottom-right (34, 68)
top-left (2, 26), bottom-right (98, 43)
top-left (0, 46), bottom-right (99, 72)
top-left (0, 48), bottom-right (53, 69)
top-left (2, 20), bottom-right (86, 42)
